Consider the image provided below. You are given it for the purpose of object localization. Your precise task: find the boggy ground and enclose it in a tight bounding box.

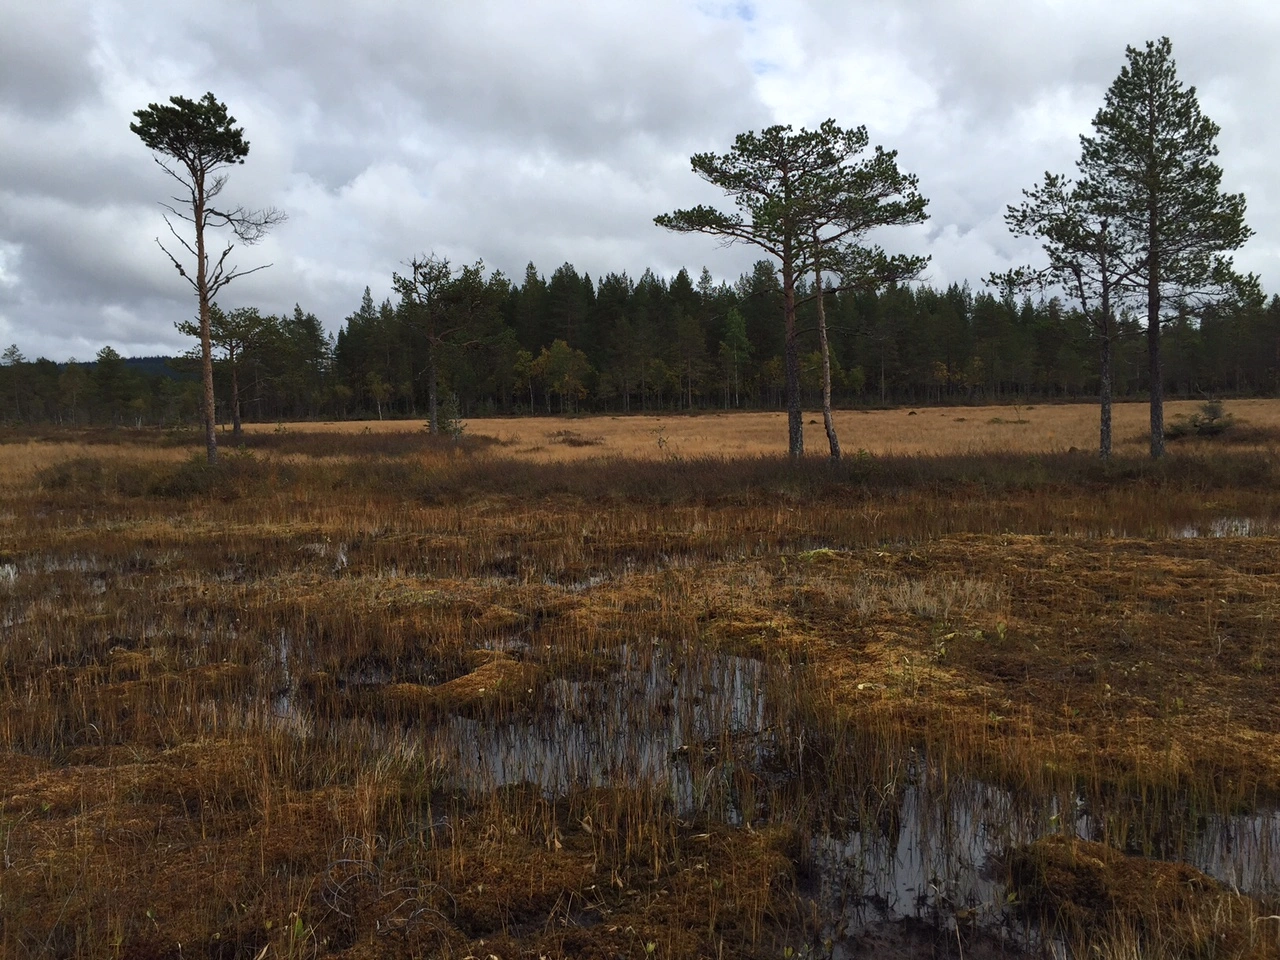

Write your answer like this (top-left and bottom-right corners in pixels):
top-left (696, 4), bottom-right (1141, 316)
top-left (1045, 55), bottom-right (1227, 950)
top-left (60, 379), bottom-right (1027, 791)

top-left (2, 424), bottom-right (1280, 958)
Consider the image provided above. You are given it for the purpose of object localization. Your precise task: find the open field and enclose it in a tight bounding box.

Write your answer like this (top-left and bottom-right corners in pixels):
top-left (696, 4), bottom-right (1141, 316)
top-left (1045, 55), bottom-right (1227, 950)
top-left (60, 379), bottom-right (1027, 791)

top-left (239, 398), bottom-right (1280, 459)
top-left (3, 410), bottom-right (1280, 958)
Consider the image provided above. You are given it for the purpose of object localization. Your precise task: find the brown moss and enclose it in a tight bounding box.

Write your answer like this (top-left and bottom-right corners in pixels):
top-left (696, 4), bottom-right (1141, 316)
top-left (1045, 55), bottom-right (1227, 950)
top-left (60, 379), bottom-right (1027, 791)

top-left (1010, 836), bottom-right (1278, 958)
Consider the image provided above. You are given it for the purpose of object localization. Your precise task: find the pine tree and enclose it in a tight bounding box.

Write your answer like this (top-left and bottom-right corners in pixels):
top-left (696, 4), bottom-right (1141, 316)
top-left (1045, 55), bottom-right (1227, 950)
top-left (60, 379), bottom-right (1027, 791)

top-left (1077, 38), bottom-right (1251, 458)
top-left (177, 304), bottom-right (270, 437)
top-left (999, 174), bottom-right (1136, 458)
top-left (131, 92), bottom-right (284, 462)
top-left (656, 120), bottom-right (926, 456)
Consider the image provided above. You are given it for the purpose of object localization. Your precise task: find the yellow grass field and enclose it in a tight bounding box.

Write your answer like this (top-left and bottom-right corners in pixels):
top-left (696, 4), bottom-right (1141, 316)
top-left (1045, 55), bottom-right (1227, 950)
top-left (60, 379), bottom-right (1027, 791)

top-left (243, 397), bottom-right (1280, 459)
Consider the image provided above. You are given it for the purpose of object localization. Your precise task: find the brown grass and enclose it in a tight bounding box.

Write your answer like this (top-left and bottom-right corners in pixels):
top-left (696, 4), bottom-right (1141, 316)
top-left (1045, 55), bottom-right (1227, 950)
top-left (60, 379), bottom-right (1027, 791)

top-left (1010, 836), bottom-right (1275, 959)
top-left (3, 411), bottom-right (1280, 959)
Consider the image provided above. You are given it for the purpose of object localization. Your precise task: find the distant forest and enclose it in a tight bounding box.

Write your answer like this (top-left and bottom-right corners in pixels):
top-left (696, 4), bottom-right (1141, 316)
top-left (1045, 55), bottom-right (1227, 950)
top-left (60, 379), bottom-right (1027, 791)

top-left (3, 260), bottom-right (1278, 427)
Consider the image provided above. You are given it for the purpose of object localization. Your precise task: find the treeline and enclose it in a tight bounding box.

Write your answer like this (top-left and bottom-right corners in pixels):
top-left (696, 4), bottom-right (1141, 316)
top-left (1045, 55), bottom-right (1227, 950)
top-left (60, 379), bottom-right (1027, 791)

top-left (0, 305), bottom-right (329, 427)
top-left (2, 263), bottom-right (1278, 426)
top-left (0, 346), bottom-right (199, 427)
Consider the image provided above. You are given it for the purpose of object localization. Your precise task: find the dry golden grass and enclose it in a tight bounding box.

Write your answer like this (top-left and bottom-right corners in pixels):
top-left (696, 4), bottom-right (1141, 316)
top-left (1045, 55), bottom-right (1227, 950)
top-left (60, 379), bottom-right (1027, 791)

top-left (0, 440), bottom-right (189, 486)
top-left (242, 398), bottom-right (1280, 459)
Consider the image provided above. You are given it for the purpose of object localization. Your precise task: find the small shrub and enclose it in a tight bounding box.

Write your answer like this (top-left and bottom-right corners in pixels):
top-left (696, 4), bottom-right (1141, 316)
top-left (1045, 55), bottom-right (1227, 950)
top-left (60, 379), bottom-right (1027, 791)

top-left (548, 429), bottom-right (604, 447)
top-left (38, 457), bottom-right (107, 491)
top-left (1166, 400), bottom-right (1235, 440)
top-left (438, 392), bottom-right (466, 441)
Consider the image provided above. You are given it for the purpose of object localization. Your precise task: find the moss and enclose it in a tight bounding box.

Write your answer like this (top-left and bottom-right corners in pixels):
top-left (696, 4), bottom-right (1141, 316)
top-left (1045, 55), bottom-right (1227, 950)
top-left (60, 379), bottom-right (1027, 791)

top-left (1009, 836), bottom-right (1275, 958)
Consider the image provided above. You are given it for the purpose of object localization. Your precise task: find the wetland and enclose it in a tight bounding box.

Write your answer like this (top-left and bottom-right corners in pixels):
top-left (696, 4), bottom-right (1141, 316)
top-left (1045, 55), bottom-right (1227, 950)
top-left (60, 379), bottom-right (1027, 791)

top-left (2, 418), bottom-right (1279, 958)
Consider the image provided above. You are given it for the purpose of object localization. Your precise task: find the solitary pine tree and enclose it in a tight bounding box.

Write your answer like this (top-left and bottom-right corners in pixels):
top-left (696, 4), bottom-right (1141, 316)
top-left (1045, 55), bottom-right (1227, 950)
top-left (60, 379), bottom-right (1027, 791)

top-left (394, 256), bottom-right (507, 433)
top-left (656, 121), bottom-right (926, 458)
top-left (1, 345), bottom-right (25, 421)
top-left (818, 244), bottom-right (927, 458)
top-left (1077, 38), bottom-right (1251, 458)
top-left (132, 92), bottom-right (284, 463)
top-left (998, 174), bottom-right (1136, 458)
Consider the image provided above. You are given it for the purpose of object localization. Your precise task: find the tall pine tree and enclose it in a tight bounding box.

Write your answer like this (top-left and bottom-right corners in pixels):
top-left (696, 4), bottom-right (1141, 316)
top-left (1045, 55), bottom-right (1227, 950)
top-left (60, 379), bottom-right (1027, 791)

top-left (1078, 38), bottom-right (1251, 458)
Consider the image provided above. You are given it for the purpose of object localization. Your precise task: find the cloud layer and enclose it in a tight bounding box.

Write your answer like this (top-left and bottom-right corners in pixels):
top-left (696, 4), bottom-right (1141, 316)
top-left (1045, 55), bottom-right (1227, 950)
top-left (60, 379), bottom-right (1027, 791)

top-left (1, 1), bottom-right (1275, 359)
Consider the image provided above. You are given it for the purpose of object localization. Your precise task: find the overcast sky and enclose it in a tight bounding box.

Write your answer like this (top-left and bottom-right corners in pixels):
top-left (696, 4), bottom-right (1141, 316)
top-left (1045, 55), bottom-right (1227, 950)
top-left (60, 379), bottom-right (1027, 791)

top-left (1, 1), bottom-right (1276, 361)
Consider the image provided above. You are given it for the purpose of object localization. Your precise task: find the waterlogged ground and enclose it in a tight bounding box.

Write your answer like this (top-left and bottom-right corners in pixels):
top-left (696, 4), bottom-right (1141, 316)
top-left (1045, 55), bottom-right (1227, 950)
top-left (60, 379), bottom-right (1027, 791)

top-left (3, 431), bottom-right (1280, 958)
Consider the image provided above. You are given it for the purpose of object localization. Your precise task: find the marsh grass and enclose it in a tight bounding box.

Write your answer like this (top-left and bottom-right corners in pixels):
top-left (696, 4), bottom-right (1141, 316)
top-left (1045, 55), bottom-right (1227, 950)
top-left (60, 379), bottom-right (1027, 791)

top-left (223, 398), bottom-right (1280, 459)
top-left (2, 420), bottom-right (1279, 958)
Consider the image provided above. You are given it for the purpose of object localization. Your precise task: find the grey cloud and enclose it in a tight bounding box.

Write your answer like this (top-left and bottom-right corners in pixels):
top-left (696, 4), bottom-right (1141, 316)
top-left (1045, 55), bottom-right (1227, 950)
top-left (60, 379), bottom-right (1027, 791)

top-left (0, 3), bottom-right (98, 115)
top-left (1, 1), bottom-right (1276, 362)
top-left (749, 0), bottom-right (1278, 287)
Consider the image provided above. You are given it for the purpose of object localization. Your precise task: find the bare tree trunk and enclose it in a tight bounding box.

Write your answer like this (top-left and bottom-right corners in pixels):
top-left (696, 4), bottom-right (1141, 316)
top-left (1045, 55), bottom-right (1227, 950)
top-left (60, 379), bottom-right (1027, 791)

top-left (230, 357), bottom-right (242, 439)
top-left (426, 349), bottom-right (439, 435)
top-left (1099, 336), bottom-right (1113, 459)
top-left (783, 265), bottom-right (803, 458)
top-left (813, 264), bottom-right (841, 460)
top-left (195, 189), bottom-right (217, 465)
top-left (1148, 316), bottom-right (1163, 458)
top-left (1148, 212), bottom-right (1164, 459)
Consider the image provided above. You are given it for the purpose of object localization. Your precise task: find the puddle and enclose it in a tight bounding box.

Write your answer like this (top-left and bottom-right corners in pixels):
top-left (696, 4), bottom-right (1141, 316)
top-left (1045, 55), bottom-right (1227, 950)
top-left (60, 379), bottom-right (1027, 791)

top-left (809, 764), bottom-right (1280, 951)
top-left (427, 643), bottom-right (766, 816)
top-left (1173, 516), bottom-right (1271, 538)
top-left (273, 640), bottom-right (1280, 949)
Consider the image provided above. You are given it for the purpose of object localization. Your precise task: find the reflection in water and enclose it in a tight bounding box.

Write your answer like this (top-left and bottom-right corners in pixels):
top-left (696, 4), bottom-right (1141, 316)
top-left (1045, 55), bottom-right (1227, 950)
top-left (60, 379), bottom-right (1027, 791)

top-left (430, 643), bottom-right (766, 819)
top-left (812, 769), bottom-right (1280, 948)
top-left (1173, 516), bottom-right (1270, 538)
top-left (279, 639), bottom-right (1279, 949)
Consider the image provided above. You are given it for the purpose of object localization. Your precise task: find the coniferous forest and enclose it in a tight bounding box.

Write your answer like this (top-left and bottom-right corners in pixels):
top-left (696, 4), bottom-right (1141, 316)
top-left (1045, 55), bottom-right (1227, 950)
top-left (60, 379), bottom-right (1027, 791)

top-left (3, 263), bottom-right (1278, 427)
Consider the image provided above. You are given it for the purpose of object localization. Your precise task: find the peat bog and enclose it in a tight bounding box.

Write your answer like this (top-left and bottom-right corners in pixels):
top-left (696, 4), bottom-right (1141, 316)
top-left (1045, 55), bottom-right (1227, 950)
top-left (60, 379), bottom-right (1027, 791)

top-left (2, 420), bottom-right (1279, 959)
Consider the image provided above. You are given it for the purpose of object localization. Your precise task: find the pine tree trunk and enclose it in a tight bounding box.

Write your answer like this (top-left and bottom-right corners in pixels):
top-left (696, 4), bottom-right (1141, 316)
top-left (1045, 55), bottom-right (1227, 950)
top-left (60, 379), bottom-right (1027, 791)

top-left (1099, 337), bottom-right (1113, 459)
top-left (1148, 319), bottom-right (1163, 458)
top-left (1148, 285), bottom-right (1164, 459)
top-left (783, 267), bottom-right (803, 458)
top-left (231, 360), bottom-right (242, 439)
top-left (1148, 209), bottom-right (1164, 459)
top-left (427, 350), bottom-right (439, 435)
top-left (195, 189), bottom-right (217, 464)
top-left (814, 269), bottom-right (841, 461)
